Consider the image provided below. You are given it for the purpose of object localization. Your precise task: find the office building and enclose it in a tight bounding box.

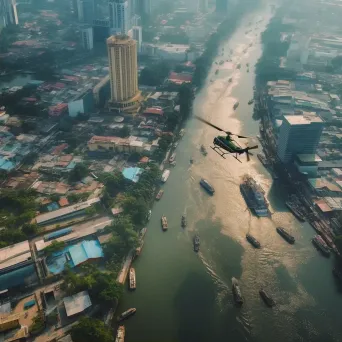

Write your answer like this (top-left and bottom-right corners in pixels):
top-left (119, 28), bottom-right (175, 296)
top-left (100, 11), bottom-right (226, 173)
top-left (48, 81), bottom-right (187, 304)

top-left (81, 26), bottom-right (94, 50)
top-left (132, 26), bottom-right (142, 53)
top-left (68, 88), bottom-right (94, 116)
top-left (109, 0), bottom-right (130, 34)
top-left (92, 18), bottom-right (110, 42)
top-left (131, 14), bottom-right (141, 26)
top-left (107, 35), bottom-right (140, 111)
top-left (277, 113), bottom-right (324, 163)
top-left (77, 0), bottom-right (95, 23)
top-left (0, 0), bottom-right (18, 29)
top-left (142, 0), bottom-right (151, 16)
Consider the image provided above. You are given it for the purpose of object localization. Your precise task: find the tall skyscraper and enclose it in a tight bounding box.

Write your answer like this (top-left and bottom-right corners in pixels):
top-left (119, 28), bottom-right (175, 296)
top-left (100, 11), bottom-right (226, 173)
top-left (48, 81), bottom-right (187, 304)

top-left (107, 35), bottom-right (140, 110)
top-left (77, 0), bottom-right (95, 23)
top-left (132, 26), bottom-right (142, 53)
top-left (0, 0), bottom-right (18, 29)
top-left (142, 0), bottom-right (151, 16)
top-left (131, 14), bottom-right (141, 26)
top-left (109, 0), bottom-right (130, 34)
top-left (277, 113), bottom-right (324, 163)
top-left (81, 27), bottom-right (94, 50)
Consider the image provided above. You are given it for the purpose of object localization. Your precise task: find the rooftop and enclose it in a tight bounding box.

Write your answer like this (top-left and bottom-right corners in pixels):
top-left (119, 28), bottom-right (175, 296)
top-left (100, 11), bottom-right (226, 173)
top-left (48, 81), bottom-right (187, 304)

top-left (0, 241), bottom-right (32, 272)
top-left (296, 154), bottom-right (322, 163)
top-left (122, 167), bottom-right (143, 183)
top-left (63, 291), bottom-right (92, 317)
top-left (285, 113), bottom-right (323, 125)
top-left (107, 35), bottom-right (135, 46)
top-left (35, 198), bottom-right (100, 225)
top-left (308, 178), bottom-right (342, 192)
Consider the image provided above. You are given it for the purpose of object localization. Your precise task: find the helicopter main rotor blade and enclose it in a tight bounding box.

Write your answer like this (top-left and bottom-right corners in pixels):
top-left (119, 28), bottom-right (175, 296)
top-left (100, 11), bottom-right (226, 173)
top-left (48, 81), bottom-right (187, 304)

top-left (195, 116), bottom-right (252, 138)
top-left (195, 116), bottom-right (226, 132)
top-left (247, 145), bottom-right (258, 150)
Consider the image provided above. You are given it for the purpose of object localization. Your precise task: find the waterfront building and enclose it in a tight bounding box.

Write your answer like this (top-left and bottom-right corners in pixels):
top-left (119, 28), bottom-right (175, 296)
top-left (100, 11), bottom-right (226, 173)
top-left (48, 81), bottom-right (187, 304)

top-left (81, 26), bottom-right (94, 50)
top-left (107, 35), bottom-right (141, 111)
top-left (109, 0), bottom-right (130, 34)
top-left (294, 154), bottom-right (321, 177)
top-left (132, 26), bottom-right (142, 53)
top-left (277, 113), bottom-right (324, 163)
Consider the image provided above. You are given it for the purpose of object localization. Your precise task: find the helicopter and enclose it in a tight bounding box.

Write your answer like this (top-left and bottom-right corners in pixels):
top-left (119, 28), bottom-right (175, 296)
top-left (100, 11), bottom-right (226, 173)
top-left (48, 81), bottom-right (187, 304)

top-left (195, 116), bottom-right (258, 162)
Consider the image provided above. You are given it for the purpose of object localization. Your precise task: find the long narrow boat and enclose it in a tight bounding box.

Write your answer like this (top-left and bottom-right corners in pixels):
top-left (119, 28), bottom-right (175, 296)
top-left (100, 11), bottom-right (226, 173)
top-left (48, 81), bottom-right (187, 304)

top-left (161, 215), bottom-right (168, 231)
top-left (129, 268), bottom-right (136, 290)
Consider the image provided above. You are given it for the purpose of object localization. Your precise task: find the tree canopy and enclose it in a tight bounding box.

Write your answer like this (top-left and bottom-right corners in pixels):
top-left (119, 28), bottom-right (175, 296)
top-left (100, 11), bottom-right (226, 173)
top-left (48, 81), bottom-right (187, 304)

top-left (62, 264), bottom-right (123, 304)
top-left (104, 216), bottom-right (139, 260)
top-left (71, 317), bottom-right (114, 342)
top-left (68, 163), bottom-right (88, 182)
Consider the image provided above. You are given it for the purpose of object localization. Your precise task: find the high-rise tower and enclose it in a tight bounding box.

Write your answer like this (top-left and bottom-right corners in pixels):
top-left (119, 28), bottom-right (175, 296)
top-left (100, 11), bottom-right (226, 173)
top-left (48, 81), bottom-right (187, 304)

top-left (107, 35), bottom-right (140, 111)
top-left (109, 0), bottom-right (130, 34)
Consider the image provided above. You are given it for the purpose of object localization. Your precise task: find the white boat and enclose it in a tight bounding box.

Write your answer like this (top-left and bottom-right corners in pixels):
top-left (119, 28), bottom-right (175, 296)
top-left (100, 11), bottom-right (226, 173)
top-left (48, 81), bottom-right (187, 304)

top-left (161, 169), bottom-right (170, 183)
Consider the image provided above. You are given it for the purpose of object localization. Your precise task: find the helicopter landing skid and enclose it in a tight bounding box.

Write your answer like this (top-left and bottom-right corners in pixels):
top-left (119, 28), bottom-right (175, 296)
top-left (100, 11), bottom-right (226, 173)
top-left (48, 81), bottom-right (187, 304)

top-left (210, 146), bottom-right (242, 163)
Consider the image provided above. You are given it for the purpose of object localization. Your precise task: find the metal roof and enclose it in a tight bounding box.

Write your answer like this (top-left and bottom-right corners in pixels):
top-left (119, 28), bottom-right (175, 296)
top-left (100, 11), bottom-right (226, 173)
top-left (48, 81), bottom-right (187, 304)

top-left (35, 198), bottom-right (100, 224)
top-left (63, 291), bottom-right (92, 317)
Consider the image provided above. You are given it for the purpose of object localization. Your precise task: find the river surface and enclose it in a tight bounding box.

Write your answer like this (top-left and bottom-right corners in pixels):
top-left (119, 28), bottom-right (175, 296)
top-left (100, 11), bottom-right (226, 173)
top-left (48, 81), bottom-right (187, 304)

top-left (120, 2), bottom-right (342, 341)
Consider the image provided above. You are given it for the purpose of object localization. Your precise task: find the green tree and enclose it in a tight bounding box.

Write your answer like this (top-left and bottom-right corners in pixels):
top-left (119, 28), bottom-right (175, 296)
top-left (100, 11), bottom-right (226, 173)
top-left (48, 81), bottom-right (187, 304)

top-left (104, 216), bottom-right (139, 257)
top-left (178, 83), bottom-right (193, 120)
top-left (22, 223), bottom-right (39, 237)
top-left (29, 313), bottom-right (45, 335)
top-left (158, 135), bottom-right (173, 152)
top-left (122, 196), bottom-right (148, 225)
top-left (99, 171), bottom-right (127, 196)
top-left (117, 125), bottom-right (131, 138)
top-left (62, 265), bottom-right (123, 304)
top-left (85, 206), bottom-right (97, 217)
top-left (45, 240), bottom-right (66, 256)
top-left (71, 317), bottom-right (114, 342)
top-left (69, 163), bottom-right (88, 182)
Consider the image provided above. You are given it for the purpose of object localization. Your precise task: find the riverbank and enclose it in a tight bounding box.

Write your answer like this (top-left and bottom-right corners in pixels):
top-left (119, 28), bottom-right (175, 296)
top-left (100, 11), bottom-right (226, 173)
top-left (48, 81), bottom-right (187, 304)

top-left (253, 4), bottom-right (339, 255)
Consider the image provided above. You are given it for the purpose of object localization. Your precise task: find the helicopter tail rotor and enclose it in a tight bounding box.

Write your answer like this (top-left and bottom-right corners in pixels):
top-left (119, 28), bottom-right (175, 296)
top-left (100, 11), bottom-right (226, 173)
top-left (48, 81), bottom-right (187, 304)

top-left (244, 145), bottom-right (258, 162)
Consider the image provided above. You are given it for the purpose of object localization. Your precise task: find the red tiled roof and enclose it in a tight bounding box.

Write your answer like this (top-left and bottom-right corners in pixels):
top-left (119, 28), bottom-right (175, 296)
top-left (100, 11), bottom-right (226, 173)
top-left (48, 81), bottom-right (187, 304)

top-left (169, 72), bottom-right (192, 83)
top-left (58, 197), bottom-right (69, 207)
top-left (143, 107), bottom-right (164, 116)
top-left (89, 136), bottom-right (123, 144)
top-left (140, 156), bottom-right (149, 163)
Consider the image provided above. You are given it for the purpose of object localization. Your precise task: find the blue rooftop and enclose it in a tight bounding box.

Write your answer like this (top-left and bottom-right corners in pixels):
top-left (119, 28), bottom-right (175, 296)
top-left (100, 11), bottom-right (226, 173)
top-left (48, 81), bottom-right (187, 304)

top-left (122, 167), bottom-right (143, 183)
top-left (46, 239), bottom-right (104, 274)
